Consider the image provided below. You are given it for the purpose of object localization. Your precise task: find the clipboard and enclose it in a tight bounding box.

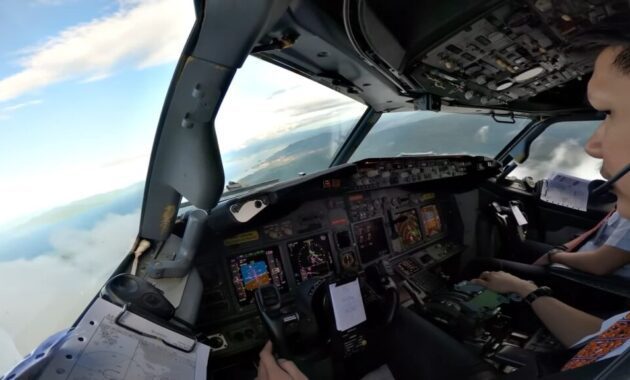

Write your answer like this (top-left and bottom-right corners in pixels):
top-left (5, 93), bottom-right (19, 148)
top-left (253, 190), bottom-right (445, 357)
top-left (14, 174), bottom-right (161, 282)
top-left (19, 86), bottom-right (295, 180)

top-left (540, 172), bottom-right (590, 211)
top-left (38, 297), bottom-right (210, 380)
top-left (114, 303), bottom-right (197, 352)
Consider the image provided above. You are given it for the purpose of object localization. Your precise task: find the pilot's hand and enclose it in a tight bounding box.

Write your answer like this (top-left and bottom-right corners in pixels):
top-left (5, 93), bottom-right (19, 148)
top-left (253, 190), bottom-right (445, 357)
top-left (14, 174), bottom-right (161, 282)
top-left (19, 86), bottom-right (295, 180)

top-left (531, 254), bottom-right (549, 266)
top-left (471, 271), bottom-right (537, 297)
top-left (532, 248), bottom-right (564, 266)
top-left (257, 341), bottom-right (308, 380)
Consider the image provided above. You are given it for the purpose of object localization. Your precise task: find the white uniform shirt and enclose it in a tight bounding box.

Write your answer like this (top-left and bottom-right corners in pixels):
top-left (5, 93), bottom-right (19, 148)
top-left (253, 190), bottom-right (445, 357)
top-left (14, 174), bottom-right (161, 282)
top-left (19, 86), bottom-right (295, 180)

top-left (576, 211), bottom-right (630, 278)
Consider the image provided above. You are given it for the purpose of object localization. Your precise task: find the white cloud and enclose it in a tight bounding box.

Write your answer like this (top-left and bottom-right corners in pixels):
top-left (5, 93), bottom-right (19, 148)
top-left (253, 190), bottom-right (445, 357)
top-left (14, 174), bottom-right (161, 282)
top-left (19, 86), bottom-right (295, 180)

top-left (474, 125), bottom-right (489, 143)
top-left (0, 99), bottom-right (43, 121)
top-left (511, 139), bottom-right (604, 181)
top-left (215, 58), bottom-right (366, 153)
top-left (0, 153), bottom-right (149, 227)
top-left (0, 328), bottom-right (21, 375)
top-left (79, 72), bottom-right (112, 83)
top-left (0, 0), bottom-right (195, 103)
top-left (0, 210), bottom-right (140, 367)
top-left (0, 99), bottom-right (43, 112)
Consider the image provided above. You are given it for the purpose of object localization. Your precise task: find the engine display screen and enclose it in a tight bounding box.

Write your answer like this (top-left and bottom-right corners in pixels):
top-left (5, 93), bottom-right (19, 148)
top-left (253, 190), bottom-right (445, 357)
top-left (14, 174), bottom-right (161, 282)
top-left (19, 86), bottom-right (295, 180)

top-left (287, 234), bottom-right (334, 283)
top-left (420, 205), bottom-right (442, 237)
top-left (353, 218), bottom-right (388, 264)
top-left (229, 247), bottom-right (288, 306)
top-left (392, 209), bottom-right (423, 250)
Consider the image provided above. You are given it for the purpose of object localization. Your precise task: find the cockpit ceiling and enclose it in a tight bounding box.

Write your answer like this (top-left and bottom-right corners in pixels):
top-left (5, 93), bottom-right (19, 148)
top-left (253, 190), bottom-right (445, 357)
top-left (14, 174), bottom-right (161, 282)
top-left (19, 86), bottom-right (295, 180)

top-left (256, 0), bottom-right (629, 114)
top-left (353, 0), bottom-right (629, 111)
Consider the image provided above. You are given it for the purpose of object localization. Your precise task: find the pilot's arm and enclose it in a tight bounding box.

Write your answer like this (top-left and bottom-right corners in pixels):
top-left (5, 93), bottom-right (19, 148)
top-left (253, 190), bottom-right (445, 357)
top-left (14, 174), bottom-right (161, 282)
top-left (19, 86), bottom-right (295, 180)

top-left (473, 271), bottom-right (603, 347)
top-left (536, 215), bottom-right (630, 275)
top-left (547, 245), bottom-right (630, 275)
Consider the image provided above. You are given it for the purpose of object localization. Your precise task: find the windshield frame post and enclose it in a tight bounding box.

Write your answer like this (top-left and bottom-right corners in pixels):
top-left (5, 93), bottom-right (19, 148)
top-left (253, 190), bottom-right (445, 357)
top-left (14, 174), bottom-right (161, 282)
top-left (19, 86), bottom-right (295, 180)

top-left (329, 107), bottom-right (381, 167)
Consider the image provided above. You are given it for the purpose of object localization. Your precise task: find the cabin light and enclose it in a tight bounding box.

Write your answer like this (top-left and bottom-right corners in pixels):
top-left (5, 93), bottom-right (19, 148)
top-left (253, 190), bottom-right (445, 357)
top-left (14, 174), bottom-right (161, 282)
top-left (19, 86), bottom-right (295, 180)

top-left (514, 66), bottom-right (545, 83)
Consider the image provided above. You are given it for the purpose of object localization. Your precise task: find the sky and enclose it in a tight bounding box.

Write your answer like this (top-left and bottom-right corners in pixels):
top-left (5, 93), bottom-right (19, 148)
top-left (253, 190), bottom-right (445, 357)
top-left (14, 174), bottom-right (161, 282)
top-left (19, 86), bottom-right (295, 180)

top-left (0, 0), bottom-right (367, 229)
top-left (0, 1), bottom-right (364, 368)
top-left (0, 0), bottom-right (197, 227)
top-left (0, 0), bottom-right (197, 368)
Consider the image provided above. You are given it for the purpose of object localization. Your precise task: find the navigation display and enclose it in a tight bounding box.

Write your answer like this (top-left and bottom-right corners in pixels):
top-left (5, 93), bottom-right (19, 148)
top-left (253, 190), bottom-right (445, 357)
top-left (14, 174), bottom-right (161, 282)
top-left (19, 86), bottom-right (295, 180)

top-left (230, 247), bottom-right (288, 305)
top-left (420, 205), bottom-right (442, 237)
top-left (287, 234), bottom-right (334, 283)
top-left (392, 209), bottom-right (423, 250)
top-left (353, 218), bottom-right (388, 264)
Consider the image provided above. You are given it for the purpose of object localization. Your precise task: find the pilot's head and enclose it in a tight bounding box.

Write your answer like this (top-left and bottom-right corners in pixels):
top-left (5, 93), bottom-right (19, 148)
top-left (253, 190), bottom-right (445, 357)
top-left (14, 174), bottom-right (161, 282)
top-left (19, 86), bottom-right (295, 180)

top-left (583, 13), bottom-right (630, 218)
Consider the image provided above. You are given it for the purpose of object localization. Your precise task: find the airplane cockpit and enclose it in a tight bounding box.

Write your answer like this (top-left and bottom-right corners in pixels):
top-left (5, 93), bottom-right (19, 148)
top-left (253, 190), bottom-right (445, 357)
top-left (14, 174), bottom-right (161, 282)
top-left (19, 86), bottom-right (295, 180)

top-left (195, 155), bottom-right (498, 358)
top-left (4, 0), bottom-right (630, 379)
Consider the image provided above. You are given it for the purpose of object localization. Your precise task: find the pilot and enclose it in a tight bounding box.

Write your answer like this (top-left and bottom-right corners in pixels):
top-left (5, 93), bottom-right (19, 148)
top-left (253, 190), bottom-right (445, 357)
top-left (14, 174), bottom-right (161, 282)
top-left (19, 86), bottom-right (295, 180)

top-left (257, 13), bottom-right (630, 380)
top-left (463, 203), bottom-right (630, 307)
top-left (467, 201), bottom-right (630, 279)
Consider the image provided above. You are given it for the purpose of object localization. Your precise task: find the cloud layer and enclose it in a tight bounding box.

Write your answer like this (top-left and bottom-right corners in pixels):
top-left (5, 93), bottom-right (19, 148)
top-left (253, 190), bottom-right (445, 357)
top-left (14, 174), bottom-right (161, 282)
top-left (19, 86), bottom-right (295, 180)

top-left (0, 153), bottom-right (149, 227)
top-left (511, 139), bottom-right (603, 180)
top-left (0, 0), bottom-right (194, 102)
top-left (0, 209), bottom-right (140, 372)
top-left (215, 57), bottom-right (366, 153)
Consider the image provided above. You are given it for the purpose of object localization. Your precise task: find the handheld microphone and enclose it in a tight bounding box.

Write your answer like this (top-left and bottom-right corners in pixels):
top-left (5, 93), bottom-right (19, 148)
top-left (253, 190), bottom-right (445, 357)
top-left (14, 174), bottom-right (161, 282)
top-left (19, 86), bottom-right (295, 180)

top-left (591, 163), bottom-right (630, 198)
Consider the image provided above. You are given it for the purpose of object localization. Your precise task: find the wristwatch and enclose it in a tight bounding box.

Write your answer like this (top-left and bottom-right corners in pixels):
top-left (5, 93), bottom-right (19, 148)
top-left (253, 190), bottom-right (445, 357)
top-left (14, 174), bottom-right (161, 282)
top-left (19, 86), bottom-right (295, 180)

top-left (525, 286), bottom-right (553, 304)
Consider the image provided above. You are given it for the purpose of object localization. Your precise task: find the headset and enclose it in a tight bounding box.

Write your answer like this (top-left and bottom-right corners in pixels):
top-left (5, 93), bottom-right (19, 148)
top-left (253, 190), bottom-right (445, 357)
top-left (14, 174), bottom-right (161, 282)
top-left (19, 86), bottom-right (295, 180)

top-left (591, 163), bottom-right (630, 198)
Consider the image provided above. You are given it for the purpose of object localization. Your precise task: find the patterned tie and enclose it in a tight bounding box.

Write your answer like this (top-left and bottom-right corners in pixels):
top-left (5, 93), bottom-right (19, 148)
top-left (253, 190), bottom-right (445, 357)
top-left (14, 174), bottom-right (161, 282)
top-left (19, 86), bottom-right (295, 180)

top-left (562, 312), bottom-right (630, 371)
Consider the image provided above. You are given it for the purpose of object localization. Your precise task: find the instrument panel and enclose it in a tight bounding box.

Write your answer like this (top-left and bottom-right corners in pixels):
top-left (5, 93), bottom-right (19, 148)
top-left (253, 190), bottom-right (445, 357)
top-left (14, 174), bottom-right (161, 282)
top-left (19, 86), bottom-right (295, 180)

top-left (218, 188), bottom-right (455, 309)
top-left (287, 234), bottom-right (334, 284)
top-left (229, 247), bottom-right (288, 306)
top-left (196, 156), bottom-right (495, 354)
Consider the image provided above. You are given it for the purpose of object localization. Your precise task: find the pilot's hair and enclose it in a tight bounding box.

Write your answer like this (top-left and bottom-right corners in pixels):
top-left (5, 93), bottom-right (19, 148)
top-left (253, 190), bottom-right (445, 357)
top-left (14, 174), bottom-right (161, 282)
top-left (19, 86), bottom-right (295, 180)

top-left (576, 11), bottom-right (630, 74)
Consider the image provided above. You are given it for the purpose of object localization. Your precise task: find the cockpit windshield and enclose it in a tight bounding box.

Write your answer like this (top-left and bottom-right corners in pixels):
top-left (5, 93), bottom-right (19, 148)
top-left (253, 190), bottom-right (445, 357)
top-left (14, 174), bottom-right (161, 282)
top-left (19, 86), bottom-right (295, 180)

top-left (215, 57), bottom-right (367, 194)
top-left (351, 111), bottom-right (531, 162)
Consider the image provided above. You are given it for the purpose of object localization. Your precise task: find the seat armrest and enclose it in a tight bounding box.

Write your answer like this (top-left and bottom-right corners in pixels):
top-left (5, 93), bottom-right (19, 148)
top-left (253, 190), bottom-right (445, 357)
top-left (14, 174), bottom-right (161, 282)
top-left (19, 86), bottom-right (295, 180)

top-left (494, 345), bottom-right (537, 368)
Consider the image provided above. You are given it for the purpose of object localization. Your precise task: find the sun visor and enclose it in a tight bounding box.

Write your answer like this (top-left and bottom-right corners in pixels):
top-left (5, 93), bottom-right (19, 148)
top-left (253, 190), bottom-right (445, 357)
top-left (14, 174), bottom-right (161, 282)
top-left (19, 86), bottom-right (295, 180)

top-left (356, 2), bottom-right (405, 73)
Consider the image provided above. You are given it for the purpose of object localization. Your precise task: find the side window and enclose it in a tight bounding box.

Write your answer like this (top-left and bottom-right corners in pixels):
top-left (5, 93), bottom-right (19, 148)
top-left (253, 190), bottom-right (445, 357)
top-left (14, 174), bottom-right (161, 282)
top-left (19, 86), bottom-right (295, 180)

top-left (511, 120), bottom-right (603, 181)
top-left (0, 1), bottom-right (195, 373)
